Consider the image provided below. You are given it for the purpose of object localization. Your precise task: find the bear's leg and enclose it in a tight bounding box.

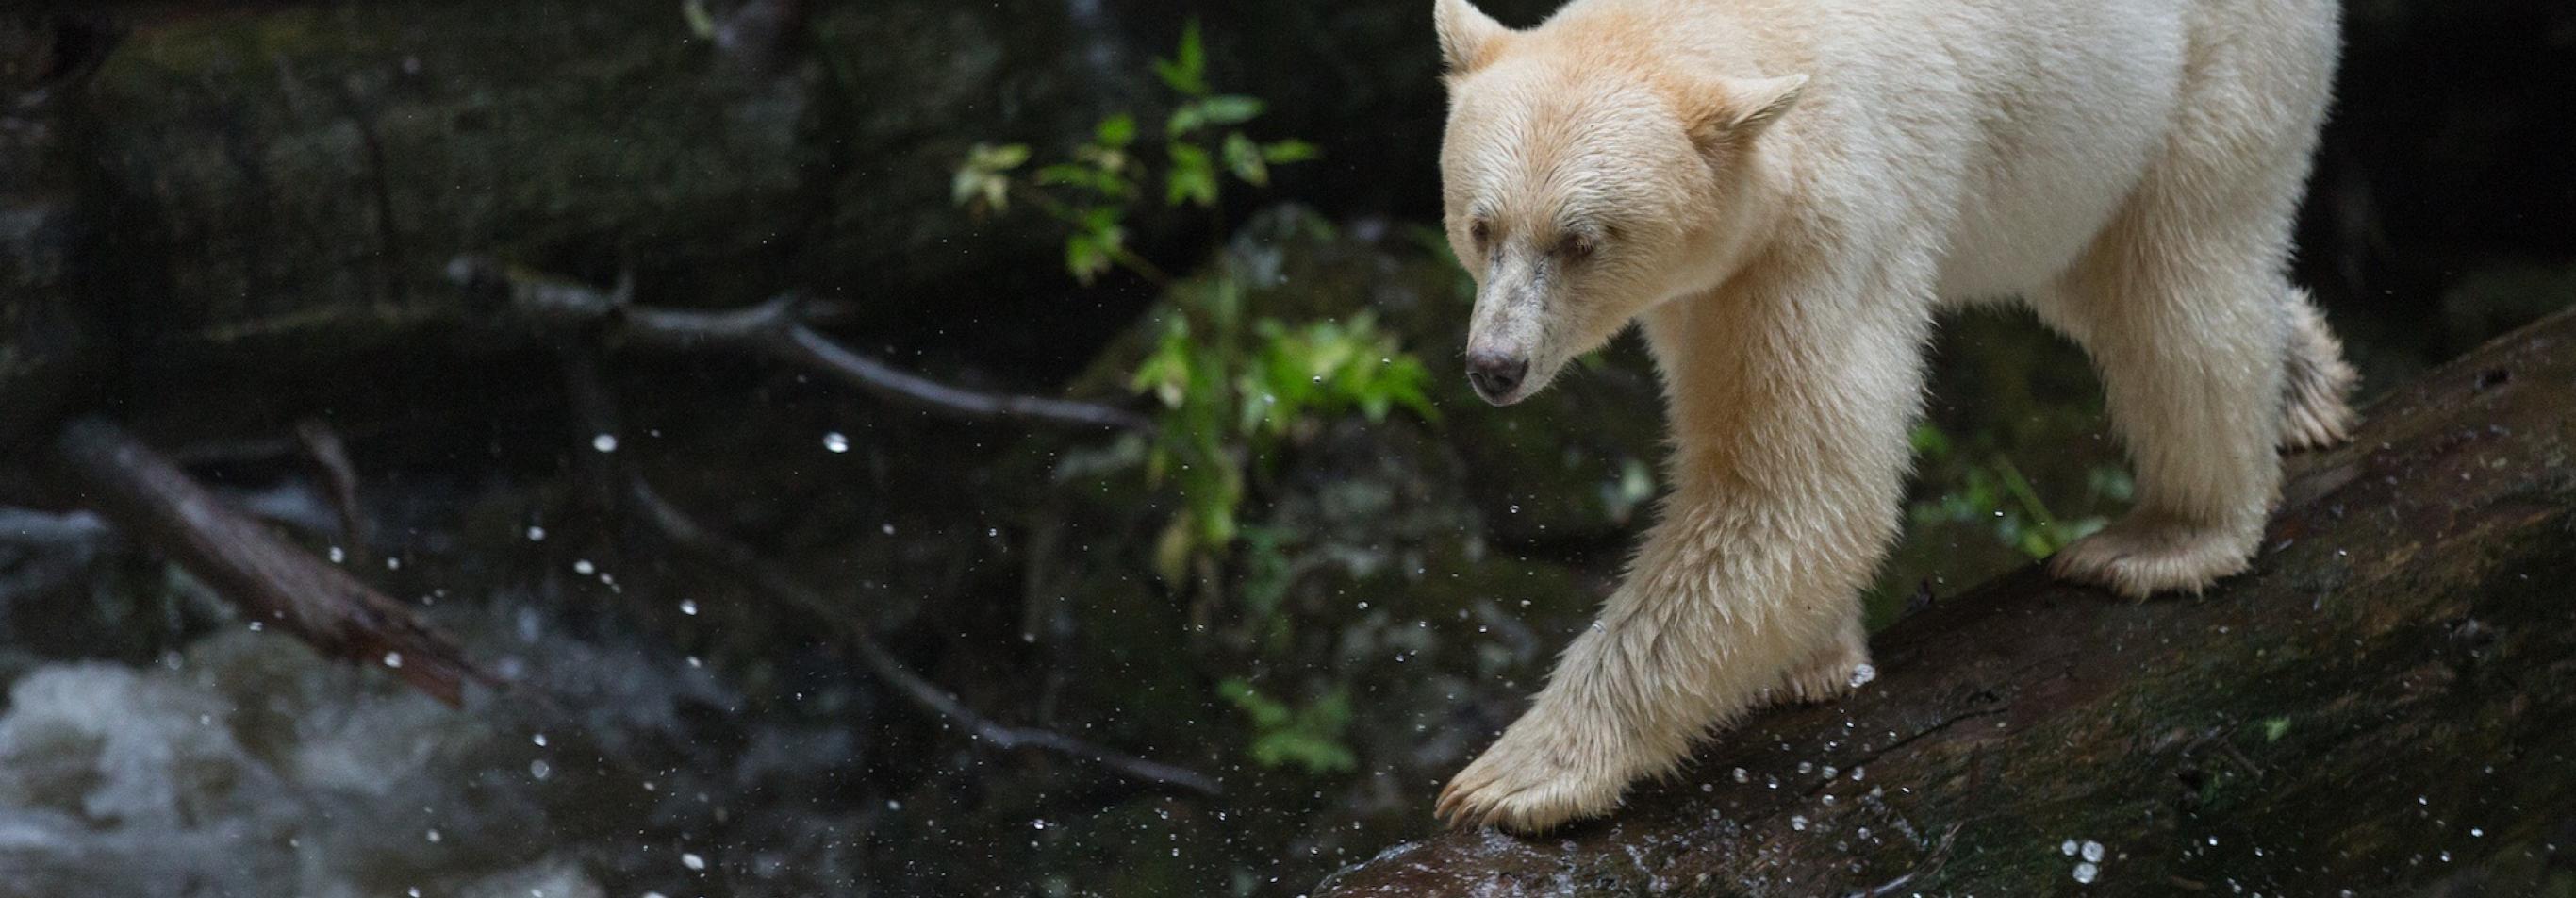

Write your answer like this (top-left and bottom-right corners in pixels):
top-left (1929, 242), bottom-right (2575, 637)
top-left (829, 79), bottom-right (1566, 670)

top-left (2280, 290), bottom-right (2358, 453)
top-left (1440, 274), bottom-right (1926, 832)
top-left (2037, 194), bottom-right (2298, 599)
top-left (1774, 607), bottom-right (1871, 704)
top-left (1433, 516), bottom-right (1871, 832)
top-left (2035, 0), bottom-right (2333, 599)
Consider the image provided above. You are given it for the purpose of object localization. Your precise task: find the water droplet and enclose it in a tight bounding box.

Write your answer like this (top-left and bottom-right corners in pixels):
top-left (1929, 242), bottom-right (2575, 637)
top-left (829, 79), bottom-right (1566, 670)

top-left (328, 546), bottom-right (346, 563)
top-left (2073, 861), bottom-right (2098, 884)
top-left (682, 853), bottom-right (707, 872)
top-left (425, 828), bottom-right (442, 843)
top-left (1848, 663), bottom-right (1877, 688)
top-left (532, 733), bottom-right (548, 747)
top-left (525, 525), bottom-right (547, 541)
top-left (382, 652), bottom-right (403, 669)
top-left (881, 524), bottom-right (896, 535)
top-left (591, 433), bottom-right (619, 453)
top-left (1790, 815), bottom-right (1808, 831)
top-left (1732, 768), bottom-right (1749, 783)
top-left (529, 759), bottom-right (552, 780)
top-left (679, 600), bottom-right (699, 616)
top-left (573, 559), bottom-right (596, 575)
top-left (2082, 840), bottom-right (2105, 862)
top-left (824, 432), bottom-right (850, 453)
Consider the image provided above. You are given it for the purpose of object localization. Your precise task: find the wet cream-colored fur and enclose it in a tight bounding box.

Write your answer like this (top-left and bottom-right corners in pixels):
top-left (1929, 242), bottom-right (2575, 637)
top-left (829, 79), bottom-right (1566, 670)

top-left (1432, 0), bottom-right (2353, 831)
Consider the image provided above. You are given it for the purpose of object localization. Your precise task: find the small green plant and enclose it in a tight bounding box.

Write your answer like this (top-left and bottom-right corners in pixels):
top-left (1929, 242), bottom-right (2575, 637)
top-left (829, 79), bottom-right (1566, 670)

top-left (1907, 424), bottom-right (2122, 559)
top-left (1132, 267), bottom-right (1433, 581)
top-left (1215, 678), bottom-right (1357, 774)
top-left (956, 23), bottom-right (1430, 588)
top-left (952, 20), bottom-right (1318, 285)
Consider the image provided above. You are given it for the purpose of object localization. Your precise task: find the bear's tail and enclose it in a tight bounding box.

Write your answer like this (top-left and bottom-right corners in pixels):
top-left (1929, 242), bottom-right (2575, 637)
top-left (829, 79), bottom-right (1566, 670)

top-left (2280, 288), bottom-right (2358, 452)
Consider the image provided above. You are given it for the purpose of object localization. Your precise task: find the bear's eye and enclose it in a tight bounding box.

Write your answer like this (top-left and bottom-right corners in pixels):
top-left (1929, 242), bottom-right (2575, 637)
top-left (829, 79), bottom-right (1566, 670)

top-left (1467, 218), bottom-right (1493, 248)
top-left (1556, 232), bottom-right (1597, 261)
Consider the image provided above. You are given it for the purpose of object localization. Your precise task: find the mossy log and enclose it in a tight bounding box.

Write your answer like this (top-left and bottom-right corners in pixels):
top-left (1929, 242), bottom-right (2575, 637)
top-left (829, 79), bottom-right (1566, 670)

top-left (1316, 306), bottom-right (2576, 897)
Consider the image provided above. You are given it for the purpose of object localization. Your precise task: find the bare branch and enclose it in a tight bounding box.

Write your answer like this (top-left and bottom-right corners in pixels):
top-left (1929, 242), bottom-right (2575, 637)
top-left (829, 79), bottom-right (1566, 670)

top-left (618, 475), bottom-right (1219, 796)
top-left (551, 358), bottom-right (1214, 795)
top-left (294, 419), bottom-right (370, 569)
top-left (49, 416), bottom-right (489, 706)
top-left (451, 256), bottom-right (1153, 431)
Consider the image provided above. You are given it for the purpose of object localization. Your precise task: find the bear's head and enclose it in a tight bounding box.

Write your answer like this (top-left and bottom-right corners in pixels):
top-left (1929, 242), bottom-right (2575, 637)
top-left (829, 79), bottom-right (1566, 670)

top-left (1434, 0), bottom-right (1807, 405)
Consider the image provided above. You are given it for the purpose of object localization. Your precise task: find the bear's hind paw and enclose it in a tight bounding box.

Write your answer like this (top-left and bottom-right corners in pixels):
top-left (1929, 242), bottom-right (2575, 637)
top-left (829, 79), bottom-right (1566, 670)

top-left (2048, 513), bottom-right (2255, 599)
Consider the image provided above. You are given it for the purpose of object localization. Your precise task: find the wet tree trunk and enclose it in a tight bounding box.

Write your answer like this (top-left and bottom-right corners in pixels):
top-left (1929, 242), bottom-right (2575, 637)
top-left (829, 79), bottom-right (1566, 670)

top-left (1316, 308), bottom-right (2576, 897)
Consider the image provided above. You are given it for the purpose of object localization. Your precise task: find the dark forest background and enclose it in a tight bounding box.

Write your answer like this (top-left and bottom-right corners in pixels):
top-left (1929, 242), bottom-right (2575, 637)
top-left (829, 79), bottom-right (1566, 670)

top-left (0, 2), bottom-right (2568, 896)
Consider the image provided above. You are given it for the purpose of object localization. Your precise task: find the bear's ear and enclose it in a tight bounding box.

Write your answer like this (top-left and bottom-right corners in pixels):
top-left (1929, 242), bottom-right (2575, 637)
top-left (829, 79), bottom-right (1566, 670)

top-left (1435, 0), bottom-right (1513, 75)
top-left (1685, 74), bottom-right (1810, 151)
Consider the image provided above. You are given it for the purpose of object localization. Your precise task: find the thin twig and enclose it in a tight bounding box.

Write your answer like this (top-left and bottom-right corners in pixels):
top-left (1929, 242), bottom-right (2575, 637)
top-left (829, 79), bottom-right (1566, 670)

top-left (554, 361), bottom-right (1216, 796)
top-left (49, 417), bottom-right (490, 706)
top-left (619, 478), bottom-right (1218, 795)
top-left (295, 419), bottom-right (370, 569)
top-left (451, 256), bottom-right (1152, 431)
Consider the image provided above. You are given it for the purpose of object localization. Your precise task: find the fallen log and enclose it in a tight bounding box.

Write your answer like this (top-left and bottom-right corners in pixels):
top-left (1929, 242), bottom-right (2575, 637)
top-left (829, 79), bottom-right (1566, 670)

top-left (1317, 305), bottom-right (2576, 897)
top-left (47, 416), bottom-right (490, 706)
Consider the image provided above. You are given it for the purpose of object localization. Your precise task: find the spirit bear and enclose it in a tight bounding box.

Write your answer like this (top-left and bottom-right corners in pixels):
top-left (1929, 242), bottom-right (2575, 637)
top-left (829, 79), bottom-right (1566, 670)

top-left (1430, 0), bottom-right (2354, 831)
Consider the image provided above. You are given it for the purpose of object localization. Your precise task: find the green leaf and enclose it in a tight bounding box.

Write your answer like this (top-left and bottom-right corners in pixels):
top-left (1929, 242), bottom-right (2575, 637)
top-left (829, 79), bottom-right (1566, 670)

top-left (1165, 142), bottom-right (1219, 207)
top-left (1065, 234), bottom-right (1112, 284)
top-left (1221, 131), bottom-right (1268, 186)
top-left (1165, 105), bottom-right (1205, 136)
top-left (967, 142), bottom-right (1031, 171)
top-left (1153, 21), bottom-right (1210, 95)
top-left (1198, 94), bottom-right (1264, 125)
top-left (1095, 113), bottom-right (1138, 147)
top-left (949, 169), bottom-right (1009, 212)
top-left (681, 0), bottom-right (718, 39)
top-left (1261, 139), bottom-right (1320, 164)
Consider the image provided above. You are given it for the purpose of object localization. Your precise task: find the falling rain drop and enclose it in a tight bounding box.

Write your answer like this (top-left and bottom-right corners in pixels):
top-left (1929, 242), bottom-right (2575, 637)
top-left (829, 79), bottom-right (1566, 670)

top-left (591, 433), bottom-right (619, 453)
top-left (824, 432), bottom-right (850, 453)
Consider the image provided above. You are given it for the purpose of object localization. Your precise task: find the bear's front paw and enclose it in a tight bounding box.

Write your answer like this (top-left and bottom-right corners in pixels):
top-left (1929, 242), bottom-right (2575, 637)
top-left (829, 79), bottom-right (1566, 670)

top-left (1435, 706), bottom-right (1650, 833)
top-left (2048, 512), bottom-right (2256, 599)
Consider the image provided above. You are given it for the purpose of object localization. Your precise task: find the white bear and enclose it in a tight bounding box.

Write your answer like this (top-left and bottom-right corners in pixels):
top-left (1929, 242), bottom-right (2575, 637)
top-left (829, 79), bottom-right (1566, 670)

top-left (1430, 0), bottom-right (2354, 831)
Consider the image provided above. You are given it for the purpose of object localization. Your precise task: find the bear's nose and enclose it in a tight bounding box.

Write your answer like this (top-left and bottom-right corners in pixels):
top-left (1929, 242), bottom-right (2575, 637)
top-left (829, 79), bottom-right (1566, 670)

top-left (1466, 351), bottom-right (1528, 404)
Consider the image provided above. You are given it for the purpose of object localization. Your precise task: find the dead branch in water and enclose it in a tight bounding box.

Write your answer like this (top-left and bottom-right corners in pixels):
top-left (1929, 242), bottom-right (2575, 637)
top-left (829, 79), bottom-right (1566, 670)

top-left (48, 416), bottom-right (489, 706)
top-left (555, 359), bottom-right (1218, 797)
top-left (451, 256), bottom-right (1152, 432)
